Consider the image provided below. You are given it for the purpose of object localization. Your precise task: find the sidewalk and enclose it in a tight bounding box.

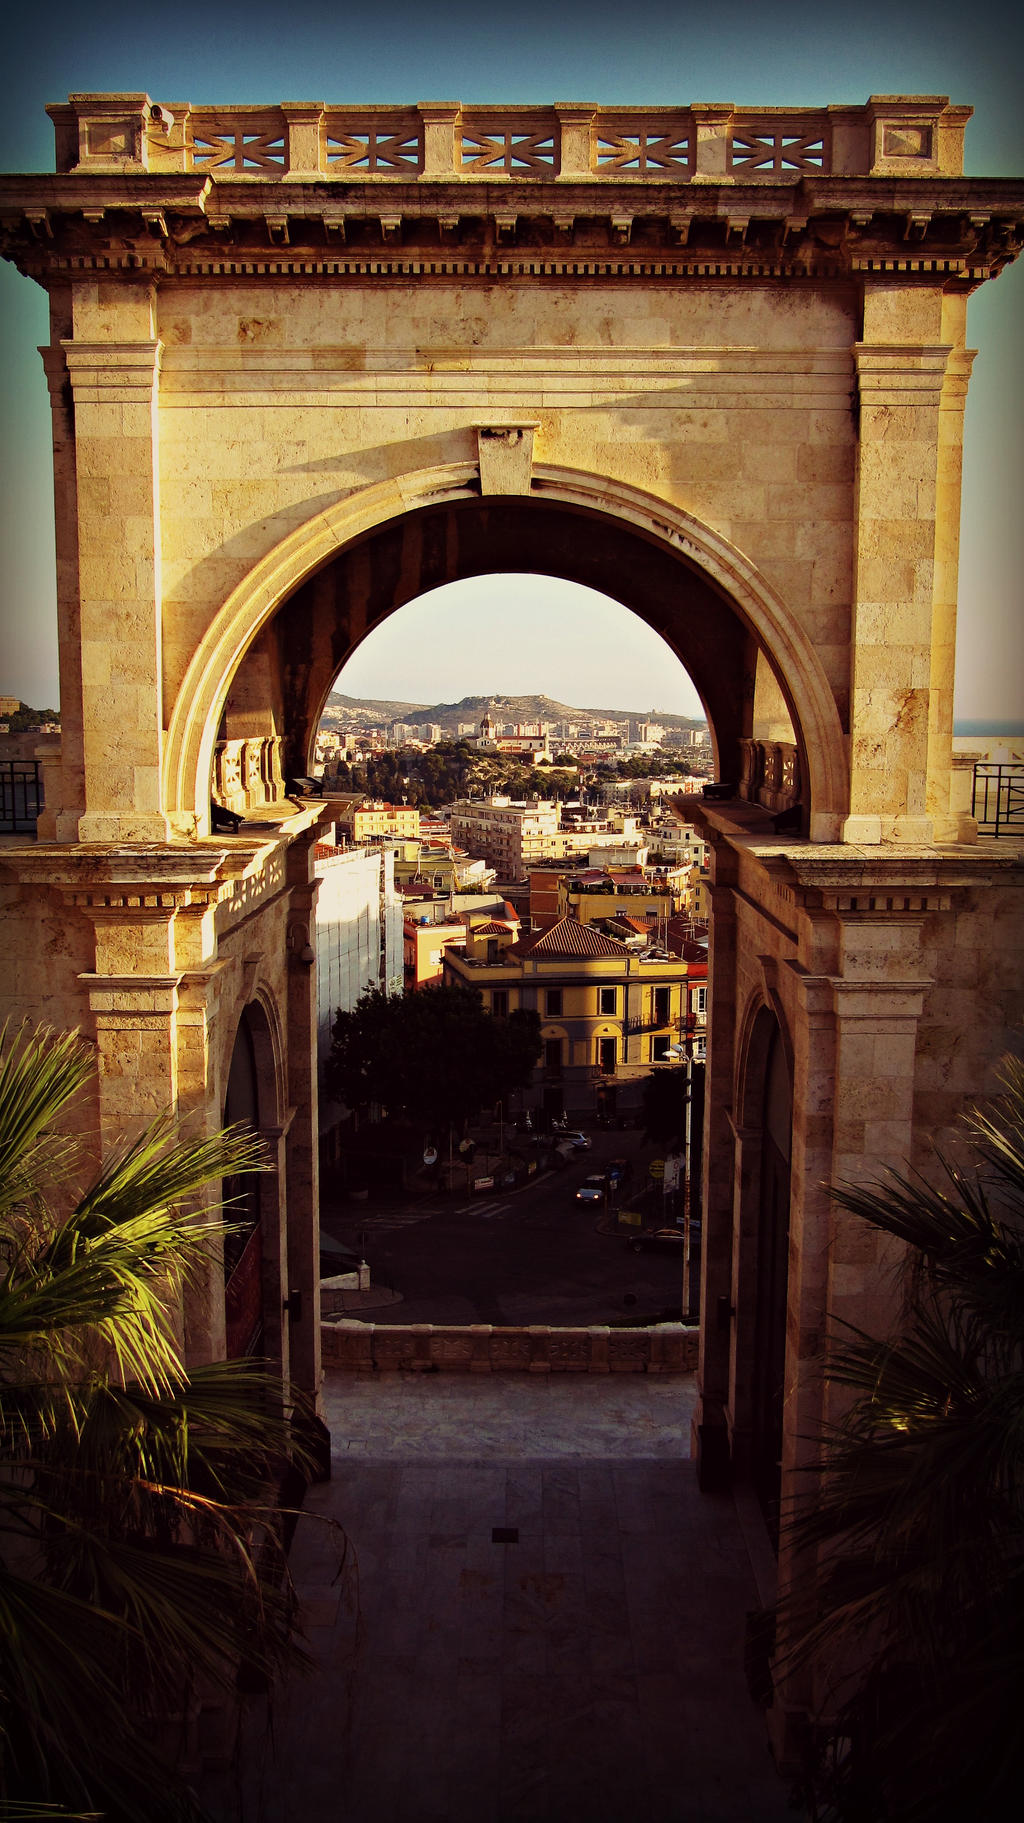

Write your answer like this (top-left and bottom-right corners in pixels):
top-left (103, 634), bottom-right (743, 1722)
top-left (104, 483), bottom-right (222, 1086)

top-left (221, 1374), bottom-right (800, 1823)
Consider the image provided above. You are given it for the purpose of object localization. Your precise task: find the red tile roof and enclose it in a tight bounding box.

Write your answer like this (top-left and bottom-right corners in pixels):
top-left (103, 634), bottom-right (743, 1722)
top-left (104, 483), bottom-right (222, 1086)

top-left (511, 916), bottom-right (631, 959)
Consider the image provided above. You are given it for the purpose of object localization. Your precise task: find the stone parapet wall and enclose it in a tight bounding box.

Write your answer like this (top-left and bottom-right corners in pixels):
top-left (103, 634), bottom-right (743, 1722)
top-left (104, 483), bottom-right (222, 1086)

top-left (45, 94), bottom-right (973, 183)
top-left (322, 1320), bottom-right (699, 1374)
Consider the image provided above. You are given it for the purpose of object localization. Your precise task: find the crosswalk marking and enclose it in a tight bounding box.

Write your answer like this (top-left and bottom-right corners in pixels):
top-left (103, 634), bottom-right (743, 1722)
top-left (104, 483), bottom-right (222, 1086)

top-left (455, 1199), bottom-right (511, 1219)
top-left (345, 1208), bottom-right (435, 1233)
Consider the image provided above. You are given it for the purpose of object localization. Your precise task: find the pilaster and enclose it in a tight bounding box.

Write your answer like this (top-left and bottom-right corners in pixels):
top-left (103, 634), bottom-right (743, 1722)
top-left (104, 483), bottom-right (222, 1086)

top-left (846, 281), bottom-right (976, 845)
top-left (694, 857), bottom-right (739, 1487)
top-left (283, 867), bottom-right (322, 1405)
top-left (61, 307), bottom-right (168, 842)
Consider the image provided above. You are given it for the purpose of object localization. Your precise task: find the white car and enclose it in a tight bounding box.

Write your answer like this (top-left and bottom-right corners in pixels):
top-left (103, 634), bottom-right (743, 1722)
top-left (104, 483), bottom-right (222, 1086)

top-left (575, 1174), bottom-right (606, 1205)
top-left (560, 1131), bottom-right (591, 1150)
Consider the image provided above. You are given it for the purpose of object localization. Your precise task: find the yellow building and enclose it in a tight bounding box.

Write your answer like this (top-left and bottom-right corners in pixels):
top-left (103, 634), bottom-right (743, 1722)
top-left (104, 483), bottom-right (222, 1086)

top-left (334, 798), bottom-right (421, 844)
top-left (445, 914), bottom-right (701, 1123)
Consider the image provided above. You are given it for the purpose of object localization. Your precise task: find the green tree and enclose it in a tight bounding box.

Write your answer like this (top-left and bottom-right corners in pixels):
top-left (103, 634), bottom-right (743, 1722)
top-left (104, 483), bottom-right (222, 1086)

top-left (0, 1024), bottom-right (317, 1821)
top-left (780, 1059), bottom-right (1024, 1822)
top-left (327, 982), bottom-right (541, 1134)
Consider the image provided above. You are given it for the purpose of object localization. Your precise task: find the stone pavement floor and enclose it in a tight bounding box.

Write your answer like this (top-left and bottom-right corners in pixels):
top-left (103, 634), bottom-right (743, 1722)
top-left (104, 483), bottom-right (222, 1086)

top-left (223, 1374), bottom-right (800, 1823)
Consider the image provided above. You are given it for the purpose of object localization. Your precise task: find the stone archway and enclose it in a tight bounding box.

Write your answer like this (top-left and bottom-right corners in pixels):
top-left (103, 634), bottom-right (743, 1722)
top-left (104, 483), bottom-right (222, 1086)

top-left (164, 468), bottom-right (849, 845)
top-left (2, 96), bottom-right (1023, 1751)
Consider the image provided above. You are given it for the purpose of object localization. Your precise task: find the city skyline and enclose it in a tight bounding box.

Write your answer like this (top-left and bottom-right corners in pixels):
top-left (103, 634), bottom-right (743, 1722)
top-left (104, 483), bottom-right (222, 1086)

top-left (1, 1), bottom-right (1021, 719)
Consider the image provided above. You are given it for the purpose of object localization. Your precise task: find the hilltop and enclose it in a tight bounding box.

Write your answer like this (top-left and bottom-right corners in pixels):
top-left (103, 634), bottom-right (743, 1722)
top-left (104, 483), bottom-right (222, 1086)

top-left (324, 691), bottom-right (705, 736)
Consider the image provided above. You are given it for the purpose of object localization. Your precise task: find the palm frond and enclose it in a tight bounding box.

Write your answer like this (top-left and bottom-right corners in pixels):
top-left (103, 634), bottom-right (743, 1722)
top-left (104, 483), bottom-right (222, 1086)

top-left (779, 1055), bottom-right (1024, 1820)
top-left (0, 1025), bottom-right (93, 1225)
top-left (0, 1024), bottom-right (313, 1818)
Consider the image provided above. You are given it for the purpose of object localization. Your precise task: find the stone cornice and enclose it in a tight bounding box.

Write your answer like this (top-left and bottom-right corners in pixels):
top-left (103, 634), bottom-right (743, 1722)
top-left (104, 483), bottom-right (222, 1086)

top-left (2, 171), bottom-right (1021, 286)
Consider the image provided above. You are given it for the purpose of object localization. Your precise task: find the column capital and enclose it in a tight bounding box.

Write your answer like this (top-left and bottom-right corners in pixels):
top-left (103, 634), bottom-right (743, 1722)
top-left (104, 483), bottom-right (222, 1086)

top-left (60, 337), bottom-right (162, 402)
top-left (853, 341), bottom-right (951, 408)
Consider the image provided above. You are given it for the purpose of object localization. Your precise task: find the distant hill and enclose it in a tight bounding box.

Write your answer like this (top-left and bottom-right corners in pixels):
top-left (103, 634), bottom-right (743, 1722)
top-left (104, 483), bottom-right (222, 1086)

top-left (324, 690), bottom-right (704, 736)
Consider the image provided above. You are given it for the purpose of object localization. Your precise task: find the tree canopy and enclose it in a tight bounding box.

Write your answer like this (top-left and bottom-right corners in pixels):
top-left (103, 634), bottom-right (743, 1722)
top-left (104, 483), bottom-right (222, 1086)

top-left (327, 982), bottom-right (541, 1133)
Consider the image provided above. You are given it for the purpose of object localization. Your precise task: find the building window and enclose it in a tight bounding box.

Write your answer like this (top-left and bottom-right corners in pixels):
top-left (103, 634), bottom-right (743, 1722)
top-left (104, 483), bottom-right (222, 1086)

top-left (492, 989), bottom-right (508, 1016)
top-left (545, 1038), bottom-right (562, 1076)
top-left (546, 989), bottom-right (563, 1016)
top-left (654, 985), bottom-right (671, 1026)
top-left (597, 1036), bottom-right (616, 1075)
top-left (652, 1034), bottom-right (671, 1061)
top-left (695, 986), bottom-right (708, 1017)
top-left (598, 986), bottom-right (617, 1015)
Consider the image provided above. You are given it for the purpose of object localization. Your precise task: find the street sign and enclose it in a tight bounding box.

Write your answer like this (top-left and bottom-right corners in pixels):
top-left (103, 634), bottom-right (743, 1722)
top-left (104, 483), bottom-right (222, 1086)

top-left (649, 1158), bottom-right (665, 1180)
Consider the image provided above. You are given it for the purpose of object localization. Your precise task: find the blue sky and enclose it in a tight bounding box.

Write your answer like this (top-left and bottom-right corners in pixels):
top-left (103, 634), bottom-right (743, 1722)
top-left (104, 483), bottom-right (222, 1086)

top-left (1, 0), bottom-right (1021, 719)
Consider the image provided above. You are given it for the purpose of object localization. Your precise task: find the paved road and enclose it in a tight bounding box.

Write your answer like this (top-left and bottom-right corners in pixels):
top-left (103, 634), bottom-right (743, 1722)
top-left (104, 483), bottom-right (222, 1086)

top-left (320, 1127), bottom-right (690, 1328)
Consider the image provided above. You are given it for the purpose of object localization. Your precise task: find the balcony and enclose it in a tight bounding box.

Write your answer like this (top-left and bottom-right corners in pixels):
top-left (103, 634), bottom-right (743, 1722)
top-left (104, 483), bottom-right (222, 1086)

top-left (972, 763), bottom-right (1024, 838)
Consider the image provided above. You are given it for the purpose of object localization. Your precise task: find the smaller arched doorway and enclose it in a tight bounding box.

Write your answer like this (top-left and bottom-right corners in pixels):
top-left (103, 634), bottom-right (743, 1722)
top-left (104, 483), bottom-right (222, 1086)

top-left (751, 1022), bottom-right (793, 1543)
top-left (222, 998), bottom-right (287, 1365)
top-left (729, 1002), bottom-right (794, 1546)
top-left (223, 1013), bottom-right (264, 1360)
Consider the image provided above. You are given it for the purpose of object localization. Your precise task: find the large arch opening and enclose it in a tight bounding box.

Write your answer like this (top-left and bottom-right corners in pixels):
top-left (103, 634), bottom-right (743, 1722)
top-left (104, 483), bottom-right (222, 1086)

top-left (165, 469), bottom-right (849, 842)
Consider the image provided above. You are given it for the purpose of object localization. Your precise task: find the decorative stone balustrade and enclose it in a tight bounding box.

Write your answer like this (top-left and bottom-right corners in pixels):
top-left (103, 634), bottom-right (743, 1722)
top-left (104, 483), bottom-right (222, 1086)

top-left (47, 94), bottom-right (971, 182)
top-left (738, 739), bottom-right (802, 815)
top-left (213, 735), bottom-right (285, 816)
top-left (322, 1319), bottom-right (699, 1374)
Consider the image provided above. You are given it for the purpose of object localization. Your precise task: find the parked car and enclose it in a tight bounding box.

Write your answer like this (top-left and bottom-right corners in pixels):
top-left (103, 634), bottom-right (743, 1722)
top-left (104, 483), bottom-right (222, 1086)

top-left (575, 1174), bottom-right (607, 1205)
top-left (561, 1131), bottom-right (591, 1150)
top-left (626, 1226), bottom-right (684, 1253)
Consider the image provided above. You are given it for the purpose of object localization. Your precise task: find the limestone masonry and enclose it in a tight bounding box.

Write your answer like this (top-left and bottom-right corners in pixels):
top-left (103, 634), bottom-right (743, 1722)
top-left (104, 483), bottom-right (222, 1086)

top-left (1, 92), bottom-right (1022, 1741)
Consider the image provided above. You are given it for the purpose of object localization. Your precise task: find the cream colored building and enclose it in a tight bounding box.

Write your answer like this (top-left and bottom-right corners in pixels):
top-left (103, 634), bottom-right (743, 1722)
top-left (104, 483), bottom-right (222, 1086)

top-left (1, 91), bottom-right (1022, 1748)
top-left (334, 799), bottom-right (421, 844)
top-left (450, 797), bottom-right (564, 877)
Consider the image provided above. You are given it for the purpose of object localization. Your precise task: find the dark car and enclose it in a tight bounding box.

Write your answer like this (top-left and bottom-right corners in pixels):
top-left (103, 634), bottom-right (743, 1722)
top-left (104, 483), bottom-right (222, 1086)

top-left (626, 1226), bottom-right (685, 1254)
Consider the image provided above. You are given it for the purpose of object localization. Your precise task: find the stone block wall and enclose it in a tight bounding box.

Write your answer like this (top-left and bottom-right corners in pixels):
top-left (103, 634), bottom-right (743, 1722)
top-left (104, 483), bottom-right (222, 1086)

top-left (321, 1321), bottom-right (700, 1375)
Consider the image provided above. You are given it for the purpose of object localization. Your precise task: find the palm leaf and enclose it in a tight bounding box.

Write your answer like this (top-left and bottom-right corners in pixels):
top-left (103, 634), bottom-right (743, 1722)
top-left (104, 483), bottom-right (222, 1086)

top-left (778, 1056), bottom-right (1024, 1820)
top-left (0, 1025), bottom-right (93, 1224)
top-left (0, 1024), bottom-right (315, 1817)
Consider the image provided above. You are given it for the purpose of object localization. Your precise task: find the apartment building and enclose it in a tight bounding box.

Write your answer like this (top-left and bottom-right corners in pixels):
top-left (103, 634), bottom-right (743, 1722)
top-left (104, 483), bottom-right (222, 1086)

top-left (333, 798), bottom-right (421, 844)
top-left (392, 840), bottom-right (495, 896)
top-left (450, 796), bottom-right (564, 879)
top-left (315, 842), bottom-right (404, 1152)
top-left (403, 915), bottom-right (466, 990)
top-left (443, 913), bottom-right (703, 1123)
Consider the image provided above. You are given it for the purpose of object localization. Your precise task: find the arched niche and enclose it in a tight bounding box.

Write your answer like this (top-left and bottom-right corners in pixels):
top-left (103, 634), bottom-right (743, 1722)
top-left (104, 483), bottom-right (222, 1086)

top-left (222, 993), bottom-right (286, 1364)
top-left (735, 999), bottom-right (794, 1546)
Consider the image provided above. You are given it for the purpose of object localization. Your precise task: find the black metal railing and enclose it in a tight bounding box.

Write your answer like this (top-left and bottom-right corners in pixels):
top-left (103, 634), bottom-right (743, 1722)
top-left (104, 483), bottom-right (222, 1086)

top-left (0, 761), bottom-right (42, 834)
top-left (972, 762), bottom-right (1024, 838)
